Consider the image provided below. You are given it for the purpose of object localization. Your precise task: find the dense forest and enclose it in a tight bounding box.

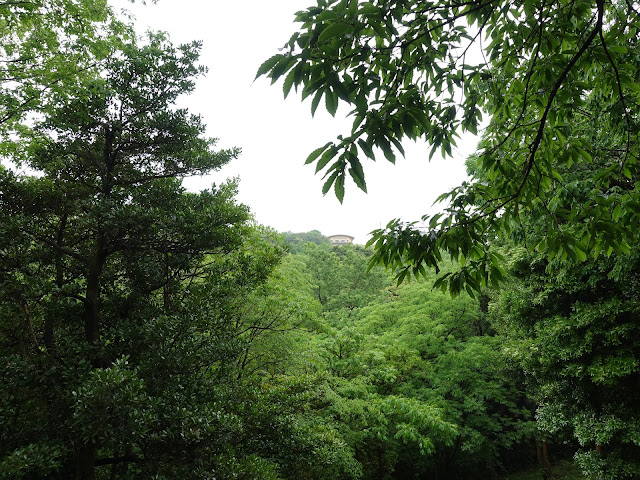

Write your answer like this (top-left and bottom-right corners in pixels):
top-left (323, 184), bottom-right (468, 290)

top-left (2, 1), bottom-right (640, 480)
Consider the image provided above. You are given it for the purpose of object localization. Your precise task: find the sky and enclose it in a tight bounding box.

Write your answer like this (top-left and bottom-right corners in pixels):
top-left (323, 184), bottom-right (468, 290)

top-left (110, 0), bottom-right (478, 244)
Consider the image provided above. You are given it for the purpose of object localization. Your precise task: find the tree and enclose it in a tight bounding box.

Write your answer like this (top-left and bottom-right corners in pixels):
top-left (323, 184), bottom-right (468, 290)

top-left (299, 243), bottom-right (390, 316)
top-left (2, 6), bottom-right (402, 479)
top-left (0, 0), bottom-right (129, 131)
top-left (259, 0), bottom-right (640, 293)
top-left (227, 247), bottom-right (323, 379)
top-left (489, 247), bottom-right (640, 479)
top-left (282, 230), bottom-right (330, 253)
top-left (341, 279), bottom-right (535, 479)
top-left (0, 32), bottom-right (254, 480)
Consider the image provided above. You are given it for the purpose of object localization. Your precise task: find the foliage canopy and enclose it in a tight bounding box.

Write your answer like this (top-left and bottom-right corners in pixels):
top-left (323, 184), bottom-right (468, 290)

top-left (259, 0), bottom-right (640, 293)
top-left (490, 246), bottom-right (640, 479)
top-left (0, 14), bottom-right (301, 479)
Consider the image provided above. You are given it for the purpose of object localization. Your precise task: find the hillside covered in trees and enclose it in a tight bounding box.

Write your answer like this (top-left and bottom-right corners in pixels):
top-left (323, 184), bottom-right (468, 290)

top-left (4, 221), bottom-right (639, 478)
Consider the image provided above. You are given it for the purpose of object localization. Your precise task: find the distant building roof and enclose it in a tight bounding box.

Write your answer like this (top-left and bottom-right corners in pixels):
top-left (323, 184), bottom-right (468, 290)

top-left (328, 234), bottom-right (354, 245)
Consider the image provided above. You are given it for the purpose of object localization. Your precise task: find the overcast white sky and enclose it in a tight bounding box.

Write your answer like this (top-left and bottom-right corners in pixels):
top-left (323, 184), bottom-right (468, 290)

top-left (110, 0), bottom-right (478, 244)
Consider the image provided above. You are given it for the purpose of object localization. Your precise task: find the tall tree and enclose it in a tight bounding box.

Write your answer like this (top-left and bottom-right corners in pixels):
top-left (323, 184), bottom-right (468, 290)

top-left (259, 0), bottom-right (640, 293)
top-left (282, 230), bottom-right (330, 253)
top-left (490, 247), bottom-right (640, 479)
top-left (0, 32), bottom-right (252, 480)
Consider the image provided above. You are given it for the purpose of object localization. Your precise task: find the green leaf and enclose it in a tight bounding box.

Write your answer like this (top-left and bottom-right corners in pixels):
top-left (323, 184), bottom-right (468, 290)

top-left (378, 137), bottom-right (395, 163)
top-left (315, 147), bottom-right (339, 173)
top-left (282, 68), bottom-right (296, 98)
top-left (305, 142), bottom-right (332, 165)
top-left (358, 138), bottom-right (375, 160)
top-left (348, 154), bottom-right (367, 192)
top-left (325, 89), bottom-right (339, 116)
top-left (612, 204), bottom-right (622, 222)
top-left (255, 54), bottom-right (283, 80)
top-left (334, 173), bottom-right (345, 203)
top-left (311, 89), bottom-right (324, 117)
top-left (270, 55), bottom-right (296, 84)
top-left (619, 241), bottom-right (631, 255)
top-left (359, 3), bottom-right (379, 16)
top-left (606, 45), bottom-right (627, 54)
top-left (322, 171), bottom-right (339, 194)
top-left (389, 136), bottom-right (406, 157)
top-left (332, 78), bottom-right (352, 104)
top-left (318, 23), bottom-right (350, 43)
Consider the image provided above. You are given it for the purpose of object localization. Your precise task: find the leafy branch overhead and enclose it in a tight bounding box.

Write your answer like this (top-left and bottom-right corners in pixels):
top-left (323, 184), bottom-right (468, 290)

top-left (258, 0), bottom-right (640, 293)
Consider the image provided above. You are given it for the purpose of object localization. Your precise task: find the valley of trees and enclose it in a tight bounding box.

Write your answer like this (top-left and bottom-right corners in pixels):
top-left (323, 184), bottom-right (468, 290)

top-left (1, 1), bottom-right (640, 480)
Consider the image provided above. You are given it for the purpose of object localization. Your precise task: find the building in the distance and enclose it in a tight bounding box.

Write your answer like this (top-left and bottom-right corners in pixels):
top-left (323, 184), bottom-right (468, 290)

top-left (328, 234), bottom-right (354, 245)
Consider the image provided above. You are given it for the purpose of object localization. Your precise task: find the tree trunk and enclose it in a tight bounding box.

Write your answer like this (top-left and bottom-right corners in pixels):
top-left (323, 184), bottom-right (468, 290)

top-left (76, 127), bottom-right (114, 480)
top-left (542, 440), bottom-right (552, 478)
top-left (75, 444), bottom-right (96, 480)
top-left (79, 238), bottom-right (107, 479)
top-left (84, 237), bottom-right (107, 344)
top-left (537, 440), bottom-right (552, 479)
top-left (84, 268), bottom-right (101, 344)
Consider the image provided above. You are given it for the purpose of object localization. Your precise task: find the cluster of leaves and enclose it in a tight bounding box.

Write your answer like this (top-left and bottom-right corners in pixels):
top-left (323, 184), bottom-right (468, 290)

top-left (282, 229), bottom-right (331, 253)
top-left (260, 0), bottom-right (640, 295)
top-left (489, 247), bottom-right (640, 479)
top-left (0, 0), bottom-right (131, 131)
top-left (284, 242), bottom-right (535, 479)
top-left (257, 0), bottom-right (487, 201)
top-left (345, 281), bottom-right (534, 478)
top-left (298, 242), bottom-right (390, 314)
